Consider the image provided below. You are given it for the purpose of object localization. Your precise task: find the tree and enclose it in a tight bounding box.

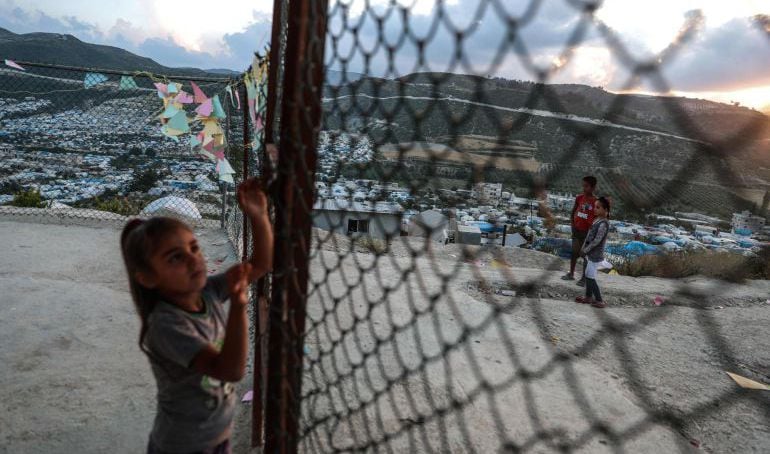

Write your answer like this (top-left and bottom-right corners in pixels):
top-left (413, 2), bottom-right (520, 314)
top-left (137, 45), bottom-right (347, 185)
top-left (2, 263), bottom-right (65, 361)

top-left (129, 167), bottom-right (160, 193)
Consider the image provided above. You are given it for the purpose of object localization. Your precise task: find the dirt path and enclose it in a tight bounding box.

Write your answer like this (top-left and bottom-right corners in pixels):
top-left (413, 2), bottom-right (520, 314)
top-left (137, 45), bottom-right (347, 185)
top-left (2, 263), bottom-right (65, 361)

top-left (0, 218), bottom-right (243, 453)
top-left (1, 218), bottom-right (767, 453)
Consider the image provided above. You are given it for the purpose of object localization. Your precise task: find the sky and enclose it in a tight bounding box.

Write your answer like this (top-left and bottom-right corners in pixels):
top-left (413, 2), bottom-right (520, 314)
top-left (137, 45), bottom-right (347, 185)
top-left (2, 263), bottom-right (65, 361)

top-left (1, 0), bottom-right (768, 110)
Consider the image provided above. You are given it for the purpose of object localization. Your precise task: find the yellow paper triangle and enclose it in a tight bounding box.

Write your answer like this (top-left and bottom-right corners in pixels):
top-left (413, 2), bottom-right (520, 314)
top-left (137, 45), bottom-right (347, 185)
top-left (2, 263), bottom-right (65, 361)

top-left (726, 372), bottom-right (770, 390)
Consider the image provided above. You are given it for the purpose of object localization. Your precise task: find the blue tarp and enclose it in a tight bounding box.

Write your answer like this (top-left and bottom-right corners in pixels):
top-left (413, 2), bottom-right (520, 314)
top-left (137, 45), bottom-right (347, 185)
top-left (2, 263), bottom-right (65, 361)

top-left (466, 221), bottom-right (503, 233)
top-left (606, 241), bottom-right (660, 257)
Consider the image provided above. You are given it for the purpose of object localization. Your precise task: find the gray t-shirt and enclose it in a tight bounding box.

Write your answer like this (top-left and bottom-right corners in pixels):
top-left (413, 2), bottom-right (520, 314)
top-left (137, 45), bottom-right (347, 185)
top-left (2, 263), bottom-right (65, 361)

top-left (144, 273), bottom-right (236, 453)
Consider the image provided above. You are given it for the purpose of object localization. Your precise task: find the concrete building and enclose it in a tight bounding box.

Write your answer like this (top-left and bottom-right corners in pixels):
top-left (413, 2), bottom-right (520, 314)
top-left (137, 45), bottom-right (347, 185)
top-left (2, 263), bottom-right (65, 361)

top-left (471, 182), bottom-right (502, 203)
top-left (408, 209), bottom-right (449, 243)
top-left (312, 199), bottom-right (403, 239)
top-left (731, 210), bottom-right (766, 235)
top-left (456, 224), bottom-right (482, 245)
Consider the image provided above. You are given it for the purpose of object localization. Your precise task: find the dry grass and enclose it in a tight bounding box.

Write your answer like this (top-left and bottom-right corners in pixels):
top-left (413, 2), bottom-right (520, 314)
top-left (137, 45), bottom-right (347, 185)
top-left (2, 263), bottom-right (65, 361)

top-left (615, 248), bottom-right (770, 282)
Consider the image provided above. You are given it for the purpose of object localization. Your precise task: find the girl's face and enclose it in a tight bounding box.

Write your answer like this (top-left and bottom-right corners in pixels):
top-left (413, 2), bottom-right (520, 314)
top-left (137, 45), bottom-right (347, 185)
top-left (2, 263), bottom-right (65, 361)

top-left (594, 200), bottom-right (607, 218)
top-left (139, 228), bottom-right (207, 297)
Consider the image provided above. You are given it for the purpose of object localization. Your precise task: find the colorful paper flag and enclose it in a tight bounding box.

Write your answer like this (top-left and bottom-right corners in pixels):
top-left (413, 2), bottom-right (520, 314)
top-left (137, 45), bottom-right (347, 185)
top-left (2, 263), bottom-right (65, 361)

top-left (190, 81), bottom-right (208, 103)
top-left (119, 75), bottom-right (139, 90)
top-left (160, 125), bottom-right (181, 142)
top-left (212, 95), bottom-right (226, 119)
top-left (167, 82), bottom-right (180, 94)
top-left (154, 82), bottom-right (168, 98)
top-left (248, 98), bottom-right (256, 125)
top-left (168, 111), bottom-right (190, 133)
top-left (196, 98), bottom-right (213, 117)
top-left (4, 59), bottom-right (25, 71)
top-left (246, 78), bottom-right (257, 100)
top-left (202, 119), bottom-right (223, 138)
top-left (160, 104), bottom-right (180, 119)
top-left (176, 90), bottom-right (194, 104)
top-left (84, 72), bottom-right (108, 88)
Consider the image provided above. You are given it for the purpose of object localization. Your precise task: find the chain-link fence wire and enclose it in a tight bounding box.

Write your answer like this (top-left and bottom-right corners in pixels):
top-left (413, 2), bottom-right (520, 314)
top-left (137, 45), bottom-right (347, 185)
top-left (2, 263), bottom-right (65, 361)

top-left (0, 61), bottom-right (239, 227)
top-left (256, 0), bottom-right (770, 452)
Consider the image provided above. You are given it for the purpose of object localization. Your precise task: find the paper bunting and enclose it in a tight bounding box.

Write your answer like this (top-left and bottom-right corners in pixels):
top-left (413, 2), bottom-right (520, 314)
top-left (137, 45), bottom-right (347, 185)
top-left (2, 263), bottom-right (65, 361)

top-left (167, 83), bottom-right (179, 94)
top-left (248, 98), bottom-right (256, 125)
top-left (160, 125), bottom-right (181, 142)
top-left (168, 111), bottom-right (190, 133)
top-left (119, 76), bottom-right (139, 90)
top-left (190, 81), bottom-right (208, 103)
top-left (225, 86), bottom-right (236, 107)
top-left (4, 59), bottom-right (25, 71)
top-left (196, 98), bottom-right (213, 117)
top-left (84, 72), bottom-right (108, 88)
top-left (202, 119), bottom-right (223, 138)
top-left (154, 82), bottom-right (168, 98)
top-left (176, 90), bottom-right (194, 104)
top-left (217, 158), bottom-right (236, 184)
top-left (246, 78), bottom-right (257, 100)
top-left (212, 95), bottom-right (226, 119)
top-left (160, 104), bottom-right (180, 119)
top-left (235, 89), bottom-right (241, 110)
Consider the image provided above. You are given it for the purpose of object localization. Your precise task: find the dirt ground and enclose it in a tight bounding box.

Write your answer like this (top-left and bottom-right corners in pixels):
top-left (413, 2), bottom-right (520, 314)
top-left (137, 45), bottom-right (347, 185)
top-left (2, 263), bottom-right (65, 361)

top-left (1, 216), bottom-right (768, 453)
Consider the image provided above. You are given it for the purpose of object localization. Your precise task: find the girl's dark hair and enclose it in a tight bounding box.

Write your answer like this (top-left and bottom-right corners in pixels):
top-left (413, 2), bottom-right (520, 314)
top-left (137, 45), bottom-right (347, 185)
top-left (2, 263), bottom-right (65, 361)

top-left (121, 217), bottom-right (191, 360)
top-left (597, 196), bottom-right (611, 218)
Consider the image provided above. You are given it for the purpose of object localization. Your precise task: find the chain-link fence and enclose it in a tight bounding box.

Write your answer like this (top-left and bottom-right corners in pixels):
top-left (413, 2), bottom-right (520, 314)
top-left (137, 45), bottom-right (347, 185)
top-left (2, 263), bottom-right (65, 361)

top-left (255, 1), bottom-right (770, 453)
top-left (0, 60), bottom-right (244, 228)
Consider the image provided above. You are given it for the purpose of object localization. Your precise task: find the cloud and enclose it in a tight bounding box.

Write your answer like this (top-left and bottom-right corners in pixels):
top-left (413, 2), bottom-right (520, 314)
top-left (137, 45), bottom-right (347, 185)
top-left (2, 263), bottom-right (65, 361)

top-left (661, 16), bottom-right (770, 91)
top-left (0, 4), bottom-right (103, 41)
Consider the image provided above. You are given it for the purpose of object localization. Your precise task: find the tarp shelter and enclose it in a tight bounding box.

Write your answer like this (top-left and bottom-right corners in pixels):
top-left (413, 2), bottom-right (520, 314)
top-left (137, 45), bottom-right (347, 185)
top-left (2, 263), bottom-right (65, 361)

top-left (141, 196), bottom-right (202, 221)
top-left (408, 209), bottom-right (449, 242)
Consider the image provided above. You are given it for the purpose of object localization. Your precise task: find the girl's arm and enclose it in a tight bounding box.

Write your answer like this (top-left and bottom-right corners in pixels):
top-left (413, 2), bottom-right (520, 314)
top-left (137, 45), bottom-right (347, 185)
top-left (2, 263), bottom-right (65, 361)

top-left (581, 221), bottom-right (608, 255)
top-left (191, 263), bottom-right (251, 382)
top-left (237, 177), bottom-right (274, 282)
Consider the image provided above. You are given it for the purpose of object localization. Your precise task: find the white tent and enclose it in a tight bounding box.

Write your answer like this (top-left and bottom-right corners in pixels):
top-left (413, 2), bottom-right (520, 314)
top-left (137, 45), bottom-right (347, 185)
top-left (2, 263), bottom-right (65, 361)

top-left (141, 196), bottom-right (202, 221)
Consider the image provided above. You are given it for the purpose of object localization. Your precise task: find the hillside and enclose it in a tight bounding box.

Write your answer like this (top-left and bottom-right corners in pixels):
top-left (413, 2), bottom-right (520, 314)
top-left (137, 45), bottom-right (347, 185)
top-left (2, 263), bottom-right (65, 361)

top-left (0, 27), bottom-right (220, 77)
top-left (323, 73), bottom-right (770, 217)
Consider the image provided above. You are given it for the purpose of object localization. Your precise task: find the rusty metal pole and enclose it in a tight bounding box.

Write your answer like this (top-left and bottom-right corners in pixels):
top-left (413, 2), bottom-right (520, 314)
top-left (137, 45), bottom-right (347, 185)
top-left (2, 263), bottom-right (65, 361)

top-left (241, 82), bottom-right (250, 262)
top-left (252, 0), bottom-right (287, 447)
top-left (264, 0), bottom-right (328, 452)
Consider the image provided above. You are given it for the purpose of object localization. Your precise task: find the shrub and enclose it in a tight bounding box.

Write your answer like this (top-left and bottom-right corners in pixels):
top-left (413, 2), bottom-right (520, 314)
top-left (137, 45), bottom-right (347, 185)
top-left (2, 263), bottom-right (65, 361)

top-left (355, 236), bottom-right (388, 254)
top-left (10, 189), bottom-right (45, 208)
top-left (615, 248), bottom-right (770, 283)
top-left (91, 196), bottom-right (141, 216)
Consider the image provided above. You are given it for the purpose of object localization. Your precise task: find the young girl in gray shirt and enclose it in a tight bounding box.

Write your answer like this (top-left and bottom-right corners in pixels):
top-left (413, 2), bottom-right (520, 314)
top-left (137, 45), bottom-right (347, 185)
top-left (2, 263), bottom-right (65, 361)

top-left (121, 178), bottom-right (272, 453)
top-left (575, 197), bottom-right (611, 308)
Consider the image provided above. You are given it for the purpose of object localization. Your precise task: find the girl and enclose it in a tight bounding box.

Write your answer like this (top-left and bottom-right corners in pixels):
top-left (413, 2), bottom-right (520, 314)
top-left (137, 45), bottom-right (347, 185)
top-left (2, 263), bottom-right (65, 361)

top-left (121, 178), bottom-right (272, 454)
top-left (575, 197), bottom-right (611, 309)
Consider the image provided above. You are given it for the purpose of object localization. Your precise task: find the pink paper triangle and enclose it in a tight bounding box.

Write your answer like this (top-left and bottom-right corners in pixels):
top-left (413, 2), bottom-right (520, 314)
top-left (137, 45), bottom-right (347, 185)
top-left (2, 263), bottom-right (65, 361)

top-left (154, 82), bottom-right (168, 95)
top-left (248, 98), bottom-right (256, 125)
top-left (5, 59), bottom-right (25, 71)
top-left (175, 90), bottom-right (194, 104)
top-left (190, 81), bottom-right (208, 104)
top-left (196, 98), bottom-right (213, 117)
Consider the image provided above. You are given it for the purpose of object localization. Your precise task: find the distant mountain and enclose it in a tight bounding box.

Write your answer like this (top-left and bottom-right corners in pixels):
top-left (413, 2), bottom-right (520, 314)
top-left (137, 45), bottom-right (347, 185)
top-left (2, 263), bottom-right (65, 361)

top-left (0, 27), bottom-right (224, 78)
top-left (205, 68), bottom-right (241, 76)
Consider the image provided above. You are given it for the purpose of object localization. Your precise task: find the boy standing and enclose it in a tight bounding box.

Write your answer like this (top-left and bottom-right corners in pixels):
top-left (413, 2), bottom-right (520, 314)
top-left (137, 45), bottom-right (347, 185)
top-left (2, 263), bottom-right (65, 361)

top-left (562, 176), bottom-right (597, 286)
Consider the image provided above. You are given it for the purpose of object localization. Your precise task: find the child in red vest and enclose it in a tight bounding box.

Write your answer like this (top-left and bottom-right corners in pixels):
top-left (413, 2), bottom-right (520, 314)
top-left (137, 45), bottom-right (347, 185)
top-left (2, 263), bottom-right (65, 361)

top-left (561, 176), bottom-right (597, 286)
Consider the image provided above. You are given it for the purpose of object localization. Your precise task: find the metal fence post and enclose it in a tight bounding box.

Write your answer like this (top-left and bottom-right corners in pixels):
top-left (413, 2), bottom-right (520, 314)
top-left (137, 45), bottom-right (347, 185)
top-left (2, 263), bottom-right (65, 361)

top-left (264, 0), bottom-right (328, 452)
top-left (241, 82), bottom-right (250, 261)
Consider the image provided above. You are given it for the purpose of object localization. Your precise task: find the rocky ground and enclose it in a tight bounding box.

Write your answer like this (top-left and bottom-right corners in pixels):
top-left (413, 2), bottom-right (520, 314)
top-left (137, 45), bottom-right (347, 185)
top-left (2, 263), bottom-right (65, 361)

top-left (0, 216), bottom-right (768, 453)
